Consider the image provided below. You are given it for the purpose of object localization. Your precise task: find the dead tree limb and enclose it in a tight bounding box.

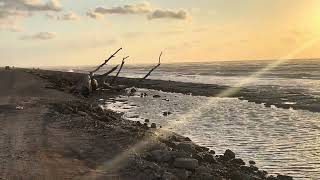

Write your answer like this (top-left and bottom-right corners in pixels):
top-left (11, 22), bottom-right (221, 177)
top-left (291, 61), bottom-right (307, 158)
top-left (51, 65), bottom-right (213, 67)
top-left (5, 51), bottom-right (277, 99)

top-left (141, 51), bottom-right (162, 81)
top-left (91, 48), bottom-right (122, 74)
top-left (110, 56), bottom-right (129, 85)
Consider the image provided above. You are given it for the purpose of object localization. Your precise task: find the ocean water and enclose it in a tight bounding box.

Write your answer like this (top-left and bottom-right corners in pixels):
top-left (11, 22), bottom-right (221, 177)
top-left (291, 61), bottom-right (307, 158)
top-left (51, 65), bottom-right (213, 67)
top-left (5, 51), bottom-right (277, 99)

top-left (54, 59), bottom-right (320, 179)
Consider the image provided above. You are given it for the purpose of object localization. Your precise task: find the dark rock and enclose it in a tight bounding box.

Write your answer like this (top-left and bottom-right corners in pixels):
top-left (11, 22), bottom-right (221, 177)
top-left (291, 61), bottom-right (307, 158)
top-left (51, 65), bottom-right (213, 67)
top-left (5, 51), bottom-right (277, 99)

top-left (151, 123), bottom-right (157, 128)
top-left (230, 170), bottom-right (252, 180)
top-left (224, 149), bottom-right (235, 160)
top-left (163, 112), bottom-right (172, 116)
top-left (249, 160), bottom-right (256, 165)
top-left (173, 158), bottom-right (199, 170)
top-left (78, 111), bottom-right (88, 116)
top-left (173, 169), bottom-right (191, 180)
top-left (145, 119), bottom-right (150, 123)
top-left (162, 172), bottom-right (177, 180)
top-left (147, 150), bottom-right (172, 162)
top-left (203, 153), bottom-right (217, 164)
top-left (153, 95), bottom-right (161, 98)
top-left (184, 137), bottom-right (191, 141)
top-left (277, 175), bottom-right (293, 180)
top-left (130, 88), bottom-right (137, 94)
top-left (209, 150), bottom-right (215, 155)
top-left (230, 158), bottom-right (245, 166)
top-left (176, 142), bottom-right (196, 153)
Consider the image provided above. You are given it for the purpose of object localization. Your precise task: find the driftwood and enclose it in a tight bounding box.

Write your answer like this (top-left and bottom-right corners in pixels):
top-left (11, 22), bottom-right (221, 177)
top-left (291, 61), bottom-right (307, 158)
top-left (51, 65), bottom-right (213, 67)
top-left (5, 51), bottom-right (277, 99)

top-left (91, 48), bottom-right (122, 74)
top-left (110, 56), bottom-right (129, 85)
top-left (141, 52), bottom-right (162, 81)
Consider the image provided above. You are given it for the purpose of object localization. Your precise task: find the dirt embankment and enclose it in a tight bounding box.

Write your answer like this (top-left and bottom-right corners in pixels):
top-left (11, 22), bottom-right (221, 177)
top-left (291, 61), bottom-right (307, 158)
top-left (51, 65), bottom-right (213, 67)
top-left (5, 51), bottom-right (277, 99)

top-left (0, 68), bottom-right (293, 180)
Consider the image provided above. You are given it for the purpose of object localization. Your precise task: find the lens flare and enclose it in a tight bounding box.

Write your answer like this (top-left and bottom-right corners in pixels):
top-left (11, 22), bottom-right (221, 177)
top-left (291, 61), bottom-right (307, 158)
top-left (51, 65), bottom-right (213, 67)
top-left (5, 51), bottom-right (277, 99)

top-left (81, 37), bottom-right (320, 178)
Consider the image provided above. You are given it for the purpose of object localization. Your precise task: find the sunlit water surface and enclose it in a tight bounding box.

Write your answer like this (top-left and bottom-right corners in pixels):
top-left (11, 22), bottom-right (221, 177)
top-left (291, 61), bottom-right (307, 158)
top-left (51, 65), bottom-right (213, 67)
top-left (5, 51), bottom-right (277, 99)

top-left (103, 89), bottom-right (320, 179)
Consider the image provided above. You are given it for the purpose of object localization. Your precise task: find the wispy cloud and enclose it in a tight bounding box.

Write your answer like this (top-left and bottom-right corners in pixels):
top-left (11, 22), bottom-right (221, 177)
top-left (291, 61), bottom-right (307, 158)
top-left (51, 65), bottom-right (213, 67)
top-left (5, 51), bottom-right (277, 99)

top-left (86, 10), bottom-right (104, 20)
top-left (47, 11), bottom-right (79, 21)
top-left (20, 32), bottom-right (56, 40)
top-left (87, 2), bottom-right (189, 21)
top-left (0, 0), bottom-right (62, 31)
top-left (148, 9), bottom-right (189, 20)
top-left (94, 2), bottom-right (152, 15)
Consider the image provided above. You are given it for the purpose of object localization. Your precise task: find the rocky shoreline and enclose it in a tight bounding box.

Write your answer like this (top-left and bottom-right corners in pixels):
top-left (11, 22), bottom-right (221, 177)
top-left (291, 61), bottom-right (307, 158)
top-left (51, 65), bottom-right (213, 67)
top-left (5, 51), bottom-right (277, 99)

top-left (26, 68), bottom-right (294, 180)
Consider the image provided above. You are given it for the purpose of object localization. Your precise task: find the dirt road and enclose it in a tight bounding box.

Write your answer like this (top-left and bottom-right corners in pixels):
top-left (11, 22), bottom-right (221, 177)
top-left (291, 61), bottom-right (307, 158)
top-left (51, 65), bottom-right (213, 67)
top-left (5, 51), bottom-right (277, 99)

top-left (0, 69), bottom-right (129, 179)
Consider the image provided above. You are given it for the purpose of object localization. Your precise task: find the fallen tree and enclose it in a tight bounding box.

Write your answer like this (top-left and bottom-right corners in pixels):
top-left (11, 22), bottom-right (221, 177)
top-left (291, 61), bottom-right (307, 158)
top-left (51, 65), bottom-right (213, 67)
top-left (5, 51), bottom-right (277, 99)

top-left (110, 56), bottom-right (129, 86)
top-left (141, 51), bottom-right (162, 81)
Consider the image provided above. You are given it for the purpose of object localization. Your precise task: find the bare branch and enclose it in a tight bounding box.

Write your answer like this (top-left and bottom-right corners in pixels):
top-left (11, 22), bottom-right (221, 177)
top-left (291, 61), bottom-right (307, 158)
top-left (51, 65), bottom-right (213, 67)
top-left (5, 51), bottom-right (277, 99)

top-left (141, 51), bottom-right (162, 81)
top-left (91, 48), bottom-right (122, 74)
top-left (110, 56), bottom-right (129, 85)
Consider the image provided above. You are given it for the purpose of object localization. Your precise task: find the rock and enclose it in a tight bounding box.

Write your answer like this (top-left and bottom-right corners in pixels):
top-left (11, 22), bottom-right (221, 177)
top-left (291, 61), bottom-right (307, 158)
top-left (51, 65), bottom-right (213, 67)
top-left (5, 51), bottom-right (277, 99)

top-left (169, 151), bottom-right (191, 159)
top-left (78, 111), bottom-right (88, 116)
top-left (176, 142), bottom-right (196, 153)
top-left (230, 158), bottom-right (245, 166)
top-left (162, 172), bottom-right (178, 180)
top-left (151, 123), bottom-right (157, 129)
top-left (153, 95), bottom-right (161, 98)
top-left (173, 169), bottom-right (192, 180)
top-left (230, 170), bottom-right (252, 180)
top-left (224, 149), bottom-right (235, 160)
top-left (173, 158), bottom-right (198, 170)
top-left (249, 160), bottom-right (256, 165)
top-left (130, 88), bottom-right (137, 94)
top-left (145, 119), bottom-right (150, 123)
top-left (203, 153), bottom-right (217, 164)
top-left (195, 165), bottom-right (212, 174)
top-left (209, 150), bottom-right (215, 155)
top-left (184, 137), bottom-right (191, 141)
top-left (148, 150), bottom-right (172, 162)
top-left (277, 175), bottom-right (293, 180)
top-left (163, 112), bottom-right (172, 116)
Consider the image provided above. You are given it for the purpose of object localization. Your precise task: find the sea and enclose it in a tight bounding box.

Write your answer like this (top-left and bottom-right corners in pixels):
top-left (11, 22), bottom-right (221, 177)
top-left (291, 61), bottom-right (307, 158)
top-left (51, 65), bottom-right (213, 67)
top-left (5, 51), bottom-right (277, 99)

top-left (53, 59), bottom-right (320, 179)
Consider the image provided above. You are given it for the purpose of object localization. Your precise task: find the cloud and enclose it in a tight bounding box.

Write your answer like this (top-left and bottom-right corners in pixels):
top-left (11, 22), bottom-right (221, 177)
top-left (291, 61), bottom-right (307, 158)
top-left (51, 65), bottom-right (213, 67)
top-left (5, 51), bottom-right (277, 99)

top-left (148, 9), bottom-right (188, 20)
top-left (20, 32), bottom-right (56, 40)
top-left (47, 11), bottom-right (79, 21)
top-left (87, 2), bottom-right (190, 21)
top-left (0, 0), bottom-right (62, 31)
top-left (86, 11), bottom-right (104, 20)
top-left (94, 2), bottom-right (152, 15)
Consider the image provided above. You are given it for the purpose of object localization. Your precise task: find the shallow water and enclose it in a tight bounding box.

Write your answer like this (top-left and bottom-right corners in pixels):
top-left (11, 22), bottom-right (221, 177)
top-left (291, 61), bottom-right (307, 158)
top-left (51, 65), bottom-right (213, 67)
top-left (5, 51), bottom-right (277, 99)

top-left (104, 88), bottom-right (320, 179)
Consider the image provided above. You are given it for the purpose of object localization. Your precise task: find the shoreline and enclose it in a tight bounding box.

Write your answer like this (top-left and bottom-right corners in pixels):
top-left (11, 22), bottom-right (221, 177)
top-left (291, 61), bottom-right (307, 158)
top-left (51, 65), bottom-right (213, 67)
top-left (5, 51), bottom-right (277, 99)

top-left (20, 68), bottom-right (296, 179)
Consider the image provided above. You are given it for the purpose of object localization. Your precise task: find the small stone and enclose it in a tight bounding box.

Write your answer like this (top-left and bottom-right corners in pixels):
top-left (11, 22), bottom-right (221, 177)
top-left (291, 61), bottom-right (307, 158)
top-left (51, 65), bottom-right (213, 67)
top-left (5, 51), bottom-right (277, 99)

top-left (277, 175), bottom-right (293, 180)
top-left (130, 88), bottom-right (137, 94)
top-left (163, 111), bottom-right (172, 116)
top-left (78, 111), bottom-right (88, 116)
top-left (224, 149), bottom-right (235, 160)
top-left (153, 95), bottom-right (161, 98)
top-left (249, 160), bottom-right (256, 165)
top-left (173, 158), bottom-right (198, 170)
top-left (145, 119), bottom-right (150, 123)
top-left (209, 150), bottom-right (215, 155)
top-left (151, 123), bottom-right (157, 128)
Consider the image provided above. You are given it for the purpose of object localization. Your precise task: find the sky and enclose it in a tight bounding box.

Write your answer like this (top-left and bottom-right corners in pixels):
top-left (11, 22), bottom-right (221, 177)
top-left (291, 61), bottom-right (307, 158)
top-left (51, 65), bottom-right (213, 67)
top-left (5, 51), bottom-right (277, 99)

top-left (1, 0), bottom-right (320, 67)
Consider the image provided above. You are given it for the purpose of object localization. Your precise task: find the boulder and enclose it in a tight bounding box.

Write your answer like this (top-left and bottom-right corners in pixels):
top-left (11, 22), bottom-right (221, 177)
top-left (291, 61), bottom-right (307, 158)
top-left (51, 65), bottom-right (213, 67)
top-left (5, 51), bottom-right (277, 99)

top-left (224, 149), bottom-right (235, 160)
top-left (151, 123), bottom-right (157, 129)
top-left (148, 150), bottom-right (172, 162)
top-left (173, 158), bottom-right (199, 170)
top-left (176, 142), bottom-right (196, 153)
